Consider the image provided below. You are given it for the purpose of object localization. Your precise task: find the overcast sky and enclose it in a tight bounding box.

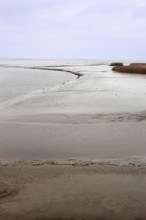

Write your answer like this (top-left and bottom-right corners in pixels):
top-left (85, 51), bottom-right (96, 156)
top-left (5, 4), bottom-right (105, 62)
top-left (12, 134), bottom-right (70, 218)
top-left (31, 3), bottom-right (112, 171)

top-left (0, 0), bottom-right (146, 59)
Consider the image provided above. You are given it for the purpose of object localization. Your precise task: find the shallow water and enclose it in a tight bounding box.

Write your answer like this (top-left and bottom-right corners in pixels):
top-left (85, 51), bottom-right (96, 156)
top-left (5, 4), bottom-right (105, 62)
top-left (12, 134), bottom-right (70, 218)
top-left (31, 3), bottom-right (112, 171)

top-left (0, 67), bottom-right (75, 103)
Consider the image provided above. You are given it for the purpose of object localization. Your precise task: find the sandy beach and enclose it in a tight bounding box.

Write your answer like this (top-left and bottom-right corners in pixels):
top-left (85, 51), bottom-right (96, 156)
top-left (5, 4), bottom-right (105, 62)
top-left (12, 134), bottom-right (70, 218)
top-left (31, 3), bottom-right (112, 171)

top-left (0, 59), bottom-right (146, 219)
top-left (1, 164), bottom-right (146, 220)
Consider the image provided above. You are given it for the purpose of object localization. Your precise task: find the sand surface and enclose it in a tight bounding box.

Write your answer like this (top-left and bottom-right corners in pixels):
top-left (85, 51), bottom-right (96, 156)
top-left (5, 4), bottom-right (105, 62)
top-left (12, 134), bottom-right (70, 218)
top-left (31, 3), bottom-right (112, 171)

top-left (1, 164), bottom-right (146, 220)
top-left (0, 59), bottom-right (146, 219)
top-left (0, 122), bottom-right (146, 160)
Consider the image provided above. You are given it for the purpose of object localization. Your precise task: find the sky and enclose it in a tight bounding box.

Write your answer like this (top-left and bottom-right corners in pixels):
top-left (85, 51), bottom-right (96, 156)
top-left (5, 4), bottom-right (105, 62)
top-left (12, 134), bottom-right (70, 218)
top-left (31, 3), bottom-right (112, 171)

top-left (0, 0), bottom-right (146, 60)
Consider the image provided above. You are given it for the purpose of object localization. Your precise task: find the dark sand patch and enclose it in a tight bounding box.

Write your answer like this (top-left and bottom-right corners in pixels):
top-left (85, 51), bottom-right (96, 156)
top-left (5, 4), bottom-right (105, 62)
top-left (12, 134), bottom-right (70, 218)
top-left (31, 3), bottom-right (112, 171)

top-left (5, 112), bottom-right (146, 124)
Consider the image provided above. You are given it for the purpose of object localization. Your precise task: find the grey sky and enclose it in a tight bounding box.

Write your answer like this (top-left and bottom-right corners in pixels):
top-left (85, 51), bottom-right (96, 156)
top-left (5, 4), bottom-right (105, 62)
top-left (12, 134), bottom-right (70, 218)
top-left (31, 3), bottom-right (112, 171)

top-left (0, 0), bottom-right (146, 59)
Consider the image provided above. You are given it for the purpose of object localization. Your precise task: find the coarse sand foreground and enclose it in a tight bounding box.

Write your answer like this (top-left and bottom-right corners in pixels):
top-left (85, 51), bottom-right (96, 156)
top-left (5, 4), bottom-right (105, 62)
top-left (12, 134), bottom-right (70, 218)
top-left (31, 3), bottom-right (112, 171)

top-left (0, 164), bottom-right (146, 220)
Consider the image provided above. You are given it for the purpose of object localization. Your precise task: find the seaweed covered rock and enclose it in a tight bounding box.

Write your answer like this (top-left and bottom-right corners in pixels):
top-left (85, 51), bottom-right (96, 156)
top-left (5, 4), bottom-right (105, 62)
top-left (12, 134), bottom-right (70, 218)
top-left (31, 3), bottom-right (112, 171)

top-left (110, 62), bottom-right (123, 66)
top-left (112, 66), bottom-right (146, 74)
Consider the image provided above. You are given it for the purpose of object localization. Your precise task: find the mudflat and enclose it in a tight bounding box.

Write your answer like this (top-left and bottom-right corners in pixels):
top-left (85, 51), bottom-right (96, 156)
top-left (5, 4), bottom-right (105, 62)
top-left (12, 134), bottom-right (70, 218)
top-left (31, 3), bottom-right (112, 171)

top-left (0, 60), bottom-right (146, 219)
top-left (1, 164), bottom-right (146, 220)
top-left (0, 121), bottom-right (146, 159)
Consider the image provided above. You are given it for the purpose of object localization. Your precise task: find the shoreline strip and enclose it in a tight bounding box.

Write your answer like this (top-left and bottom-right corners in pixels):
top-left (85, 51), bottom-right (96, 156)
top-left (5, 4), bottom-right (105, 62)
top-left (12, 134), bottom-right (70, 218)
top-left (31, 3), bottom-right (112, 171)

top-left (1, 157), bottom-right (146, 167)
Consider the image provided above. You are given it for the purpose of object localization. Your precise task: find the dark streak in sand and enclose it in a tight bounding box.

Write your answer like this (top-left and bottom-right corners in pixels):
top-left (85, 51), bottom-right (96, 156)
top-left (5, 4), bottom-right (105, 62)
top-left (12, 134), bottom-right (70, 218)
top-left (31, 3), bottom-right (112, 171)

top-left (30, 67), bottom-right (83, 79)
top-left (0, 183), bottom-right (19, 199)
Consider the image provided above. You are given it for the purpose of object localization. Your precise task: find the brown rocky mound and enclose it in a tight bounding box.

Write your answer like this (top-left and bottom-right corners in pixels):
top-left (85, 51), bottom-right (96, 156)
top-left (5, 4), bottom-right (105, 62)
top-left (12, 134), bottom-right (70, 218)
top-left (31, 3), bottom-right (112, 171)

top-left (112, 65), bottom-right (146, 74)
top-left (110, 62), bottom-right (123, 66)
top-left (130, 63), bottom-right (146, 66)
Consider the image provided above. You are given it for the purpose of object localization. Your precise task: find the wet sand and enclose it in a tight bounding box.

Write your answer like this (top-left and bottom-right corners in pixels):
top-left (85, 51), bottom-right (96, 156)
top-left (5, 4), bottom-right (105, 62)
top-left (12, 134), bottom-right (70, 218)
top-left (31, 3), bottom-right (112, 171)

top-left (0, 60), bottom-right (146, 219)
top-left (1, 164), bottom-right (146, 220)
top-left (0, 121), bottom-right (146, 160)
